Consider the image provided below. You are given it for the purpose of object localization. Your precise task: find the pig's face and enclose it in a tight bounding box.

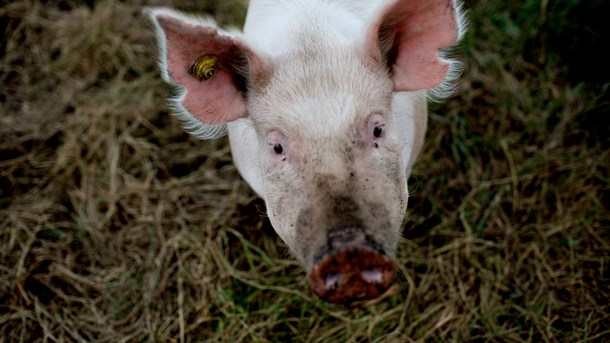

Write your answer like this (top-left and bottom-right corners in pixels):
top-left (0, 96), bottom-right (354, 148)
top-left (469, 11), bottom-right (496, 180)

top-left (248, 48), bottom-right (407, 271)
top-left (243, 48), bottom-right (416, 301)
top-left (148, 0), bottom-right (464, 303)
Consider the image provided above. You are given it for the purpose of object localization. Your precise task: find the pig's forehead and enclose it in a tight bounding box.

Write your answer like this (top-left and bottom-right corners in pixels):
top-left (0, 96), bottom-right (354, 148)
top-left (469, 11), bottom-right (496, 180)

top-left (249, 48), bottom-right (393, 134)
top-left (270, 48), bottom-right (389, 96)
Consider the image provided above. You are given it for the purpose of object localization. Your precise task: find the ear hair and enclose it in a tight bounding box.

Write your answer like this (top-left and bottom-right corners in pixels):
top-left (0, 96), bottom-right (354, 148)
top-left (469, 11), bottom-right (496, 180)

top-left (427, 0), bottom-right (468, 102)
top-left (146, 7), bottom-right (246, 139)
top-left (365, 0), bottom-right (468, 100)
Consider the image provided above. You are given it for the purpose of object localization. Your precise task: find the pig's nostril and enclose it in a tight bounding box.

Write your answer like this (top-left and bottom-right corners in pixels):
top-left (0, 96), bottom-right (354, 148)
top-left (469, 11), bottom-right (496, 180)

top-left (362, 267), bottom-right (382, 283)
top-left (309, 248), bottom-right (395, 304)
top-left (325, 272), bottom-right (340, 289)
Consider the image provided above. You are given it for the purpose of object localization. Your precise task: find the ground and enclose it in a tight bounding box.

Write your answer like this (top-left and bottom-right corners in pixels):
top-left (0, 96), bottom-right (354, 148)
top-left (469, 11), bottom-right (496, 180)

top-left (1, 0), bottom-right (609, 342)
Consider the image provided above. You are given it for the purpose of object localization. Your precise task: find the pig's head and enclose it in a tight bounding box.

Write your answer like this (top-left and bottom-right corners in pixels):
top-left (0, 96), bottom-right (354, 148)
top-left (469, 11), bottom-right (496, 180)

top-left (148, 0), bottom-right (464, 303)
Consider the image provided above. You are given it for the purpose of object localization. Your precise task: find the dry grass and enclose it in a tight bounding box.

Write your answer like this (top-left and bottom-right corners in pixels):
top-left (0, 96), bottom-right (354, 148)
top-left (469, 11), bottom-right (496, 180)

top-left (1, 0), bottom-right (609, 342)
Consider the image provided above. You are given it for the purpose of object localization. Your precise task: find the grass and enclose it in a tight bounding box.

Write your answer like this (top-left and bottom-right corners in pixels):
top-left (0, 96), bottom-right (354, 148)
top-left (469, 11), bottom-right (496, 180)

top-left (1, 0), bottom-right (609, 341)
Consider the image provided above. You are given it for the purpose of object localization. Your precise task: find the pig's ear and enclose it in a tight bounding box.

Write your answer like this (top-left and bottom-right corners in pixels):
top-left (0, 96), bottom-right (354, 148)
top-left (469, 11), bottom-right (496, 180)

top-left (148, 9), bottom-right (261, 137)
top-left (364, 0), bottom-right (464, 93)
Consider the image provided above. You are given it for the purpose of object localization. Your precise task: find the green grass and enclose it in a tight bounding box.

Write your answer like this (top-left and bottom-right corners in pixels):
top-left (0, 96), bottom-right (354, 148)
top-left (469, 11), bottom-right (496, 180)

top-left (1, 0), bottom-right (609, 342)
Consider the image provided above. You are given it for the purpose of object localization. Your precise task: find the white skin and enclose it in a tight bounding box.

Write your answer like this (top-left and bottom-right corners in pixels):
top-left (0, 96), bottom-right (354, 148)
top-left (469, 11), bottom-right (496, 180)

top-left (149, 0), bottom-right (465, 272)
top-left (229, 48), bottom-right (427, 269)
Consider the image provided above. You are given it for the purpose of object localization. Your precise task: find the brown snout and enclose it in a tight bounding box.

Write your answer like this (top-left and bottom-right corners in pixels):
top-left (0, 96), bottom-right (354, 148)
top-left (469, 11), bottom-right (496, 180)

top-left (308, 227), bottom-right (395, 303)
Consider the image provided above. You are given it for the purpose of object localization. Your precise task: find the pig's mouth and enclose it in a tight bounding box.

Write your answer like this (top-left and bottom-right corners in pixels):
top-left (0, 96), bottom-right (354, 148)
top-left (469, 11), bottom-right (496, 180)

top-left (308, 227), bottom-right (395, 304)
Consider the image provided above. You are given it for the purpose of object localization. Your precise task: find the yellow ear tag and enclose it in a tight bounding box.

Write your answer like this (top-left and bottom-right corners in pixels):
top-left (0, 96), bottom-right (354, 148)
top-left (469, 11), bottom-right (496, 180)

top-left (189, 55), bottom-right (218, 81)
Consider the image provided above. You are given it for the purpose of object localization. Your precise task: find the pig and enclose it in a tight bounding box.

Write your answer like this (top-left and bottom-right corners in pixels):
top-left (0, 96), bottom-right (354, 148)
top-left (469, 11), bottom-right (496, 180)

top-left (147, 0), bottom-right (466, 303)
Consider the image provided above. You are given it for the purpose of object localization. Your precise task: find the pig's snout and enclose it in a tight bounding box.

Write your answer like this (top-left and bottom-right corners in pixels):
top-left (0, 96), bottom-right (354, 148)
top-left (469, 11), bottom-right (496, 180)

top-left (308, 227), bottom-right (395, 304)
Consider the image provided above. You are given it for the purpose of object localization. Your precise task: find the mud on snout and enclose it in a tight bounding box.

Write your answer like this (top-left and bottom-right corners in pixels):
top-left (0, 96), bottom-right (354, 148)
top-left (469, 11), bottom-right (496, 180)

top-left (308, 226), bottom-right (395, 304)
top-left (295, 194), bottom-right (401, 304)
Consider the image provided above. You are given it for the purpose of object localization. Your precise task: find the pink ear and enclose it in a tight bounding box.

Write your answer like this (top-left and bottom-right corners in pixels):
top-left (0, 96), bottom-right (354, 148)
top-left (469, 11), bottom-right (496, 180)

top-left (365, 0), bottom-right (460, 91)
top-left (152, 12), bottom-right (254, 125)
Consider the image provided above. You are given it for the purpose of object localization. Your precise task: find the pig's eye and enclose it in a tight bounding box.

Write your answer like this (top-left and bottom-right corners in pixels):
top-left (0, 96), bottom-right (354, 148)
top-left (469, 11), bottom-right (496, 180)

top-left (267, 130), bottom-right (287, 161)
top-left (270, 143), bottom-right (286, 161)
top-left (273, 144), bottom-right (284, 155)
top-left (368, 113), bottom-right (386, 148)
top-left (373, 125), bottom-right (384, 138)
